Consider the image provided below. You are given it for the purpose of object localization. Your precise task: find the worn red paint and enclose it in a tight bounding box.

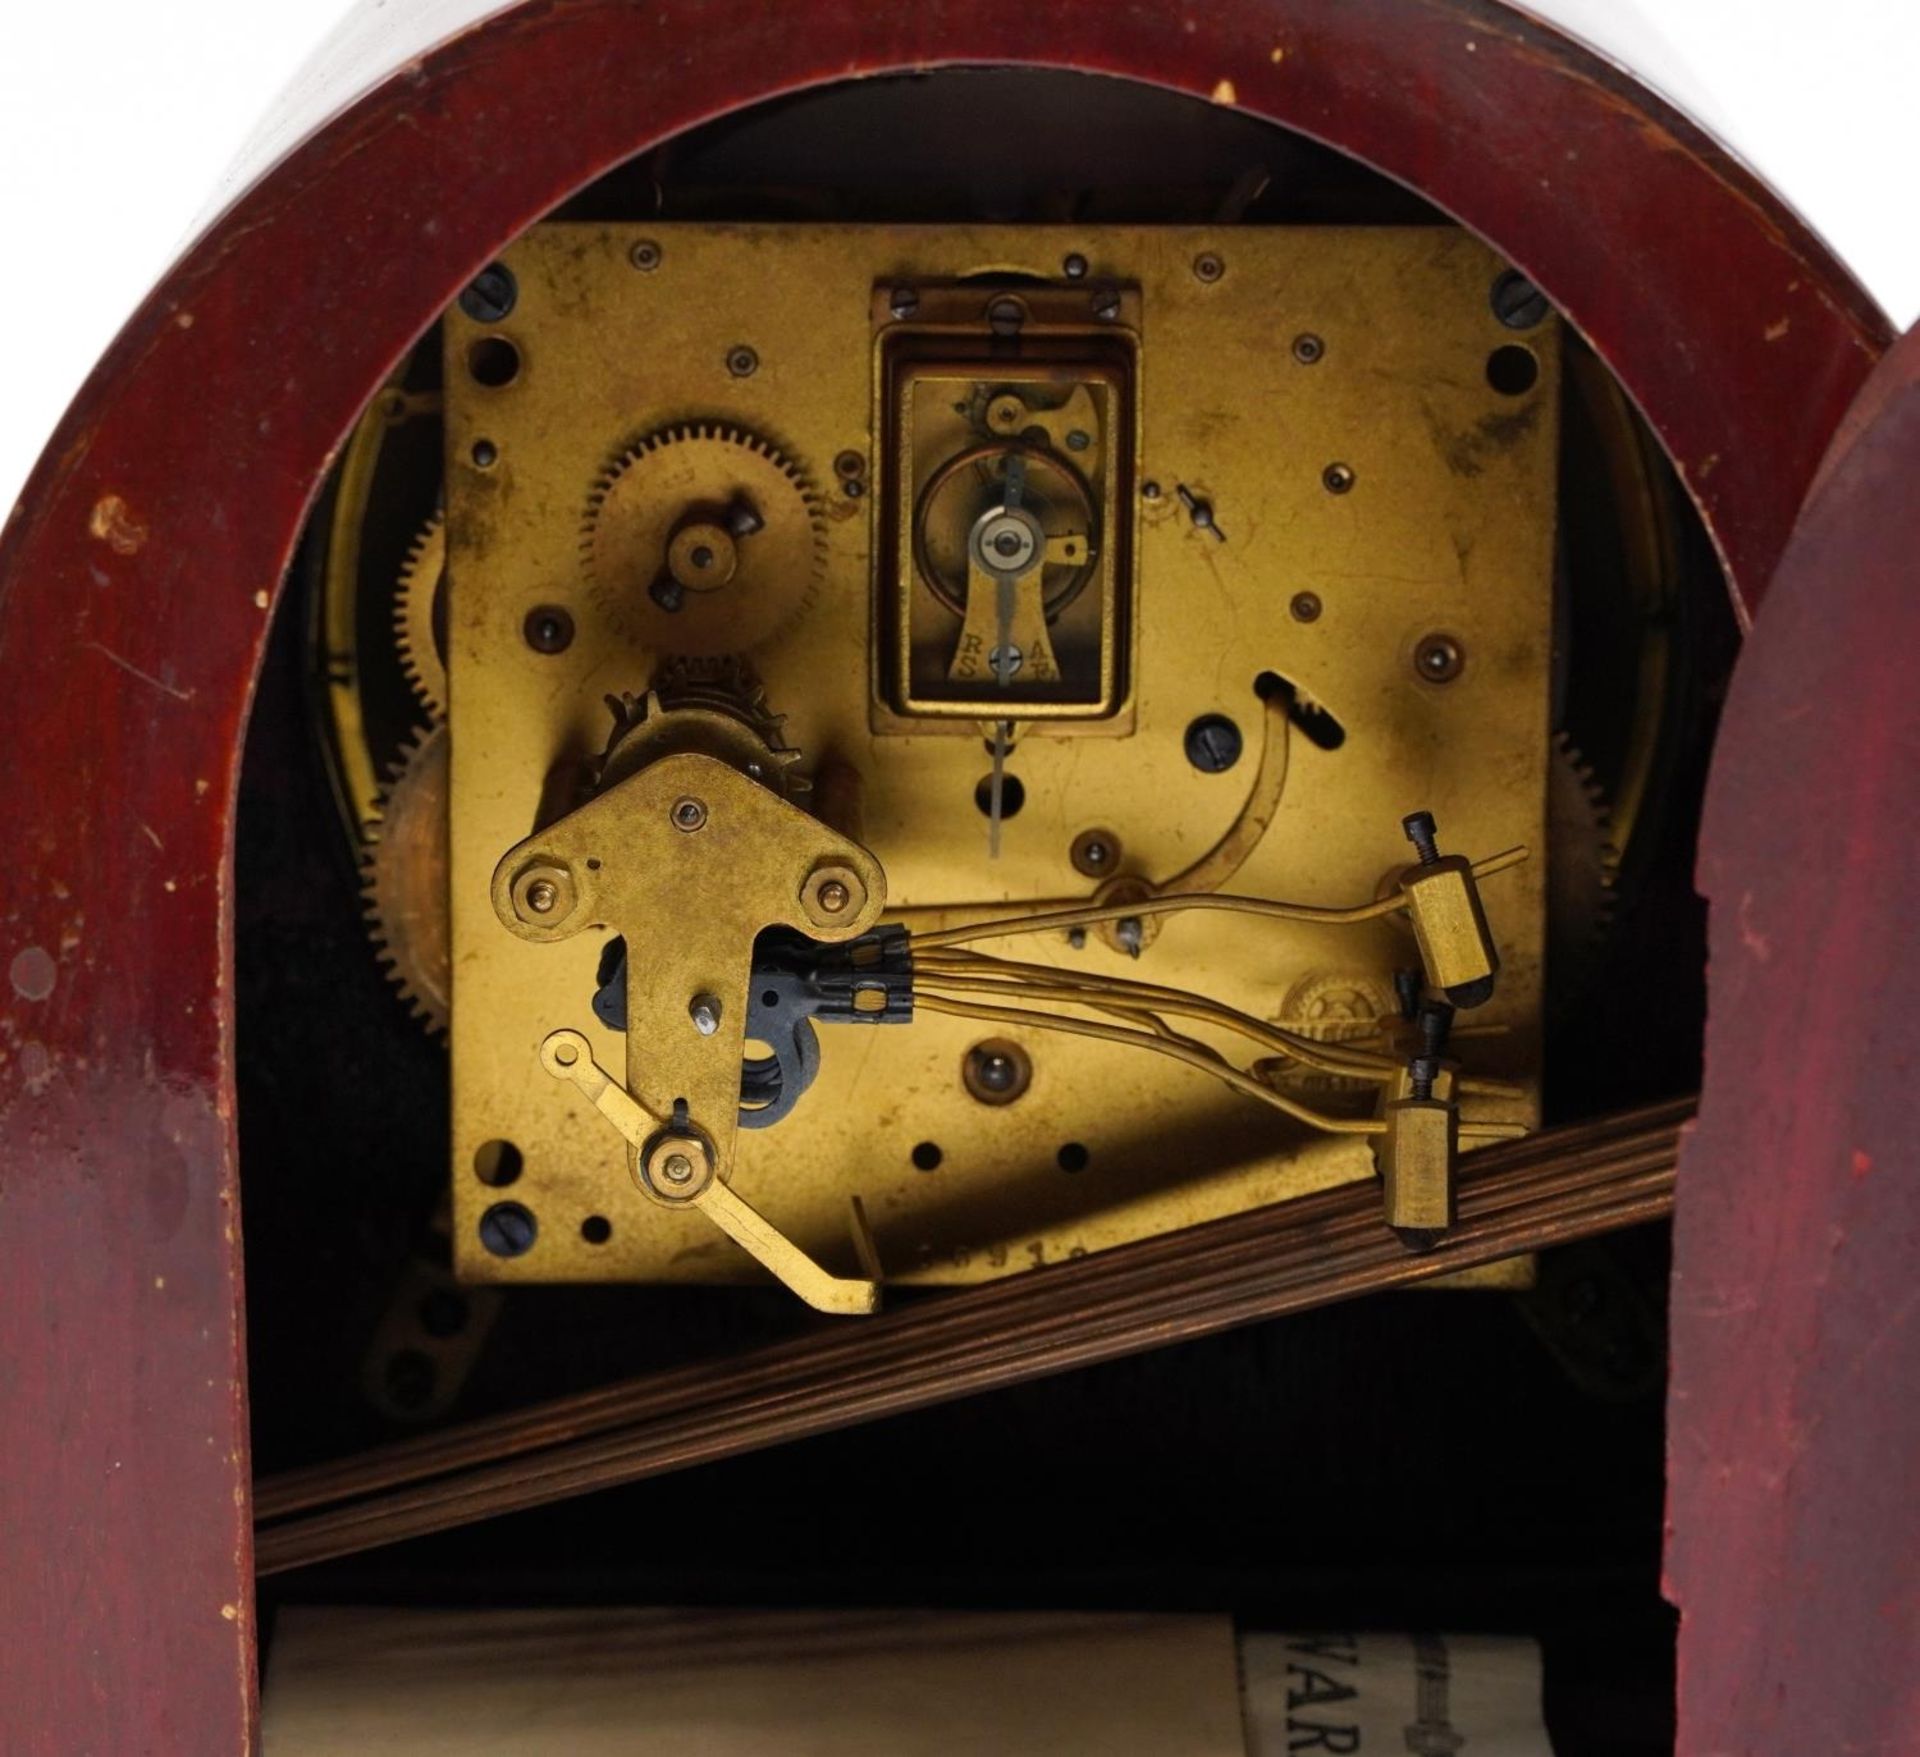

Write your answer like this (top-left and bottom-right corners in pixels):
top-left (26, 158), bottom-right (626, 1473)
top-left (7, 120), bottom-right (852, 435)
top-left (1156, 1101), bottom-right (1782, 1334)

top-left (0, 1), bottom-right (1891, 1748)
top-left (1670, 319), bottom-right (1920, 1755)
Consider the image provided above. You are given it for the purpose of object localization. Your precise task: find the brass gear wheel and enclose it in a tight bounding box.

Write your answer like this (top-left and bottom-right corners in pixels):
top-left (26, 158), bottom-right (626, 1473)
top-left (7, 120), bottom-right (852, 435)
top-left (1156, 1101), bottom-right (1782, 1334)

top-left (363, 723), bottom-right (450, 1035)
top-left (394, 512), bottom-right (447, 724)
top-left (1547, 730), bottom-right (1621, 1004)
top-left (581, 423), bottom-right (825, 656)
top-left (596, 656), bottom-right (803, 797)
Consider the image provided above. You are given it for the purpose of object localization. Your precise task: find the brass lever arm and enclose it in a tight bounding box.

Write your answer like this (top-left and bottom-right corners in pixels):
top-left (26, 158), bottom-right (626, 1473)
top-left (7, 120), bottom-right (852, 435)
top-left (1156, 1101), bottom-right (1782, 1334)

top-left (539, 1029), bottom-right (659, 1145)
top-left (540, 1030), bottom-right (879, 1316)
top-left (697, 1181), bottom-right (879, 1317)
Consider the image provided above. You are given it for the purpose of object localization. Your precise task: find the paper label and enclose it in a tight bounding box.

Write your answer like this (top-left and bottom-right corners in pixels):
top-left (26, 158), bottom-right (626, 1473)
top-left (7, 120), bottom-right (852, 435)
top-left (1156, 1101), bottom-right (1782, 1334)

top-left (1242, 1631), bottom-right (1551, 1755)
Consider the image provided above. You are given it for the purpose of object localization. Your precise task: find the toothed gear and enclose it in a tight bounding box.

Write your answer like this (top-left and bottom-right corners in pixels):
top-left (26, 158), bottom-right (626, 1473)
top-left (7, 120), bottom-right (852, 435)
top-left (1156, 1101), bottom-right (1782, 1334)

top-left (581, 423), bottom-right (825, 656)
top-left (394, 512), bottom-right (448, 724)
top-left (363, 724), bottom-right (450, 1035)
top-left (597, 656), bottom-right (804, 798)
top-left (1547, 730), bottom-right (1621, 1003)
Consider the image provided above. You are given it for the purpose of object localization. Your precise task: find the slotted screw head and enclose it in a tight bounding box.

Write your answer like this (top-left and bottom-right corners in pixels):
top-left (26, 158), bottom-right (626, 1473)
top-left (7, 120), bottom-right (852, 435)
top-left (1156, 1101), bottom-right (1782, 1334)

top-left (1184, 714), bottom-right (1244, 773)
top-left (1491, 268), bottom-right (1550, 330)
top-left (458, 263), bottom-right (517, 323)
top-left (478, 1202), bottom-right (536, 1257)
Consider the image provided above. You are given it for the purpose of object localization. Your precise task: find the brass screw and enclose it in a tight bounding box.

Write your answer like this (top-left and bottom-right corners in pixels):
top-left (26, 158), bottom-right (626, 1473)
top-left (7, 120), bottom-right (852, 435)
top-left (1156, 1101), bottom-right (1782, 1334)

top-left (512, 864), bottom-right (573, 924)
top-left (1070, 829), bottom-right (1121, 878)
top-left (975, 1050), bottom-right (1018, 1091)
top-left (671, 797), bottom-right (708, 832)
top-left (801, 865), bottom-right (864, 927)
top-left (1290, 591), bottom-right (1323, 623)
top-left (661, 1152), bottom-right (695, 1185)
top-left (522, 604), bottom-right (574, 653)
top-left (1414, 634), bottom-right (1464, 683)
top-left (1192, 252), bottom-right (1225, 284)
top-left (962, 1038), bottom-right (1033, 1106)
top-left (986, 295), bottom-right (1026, 334)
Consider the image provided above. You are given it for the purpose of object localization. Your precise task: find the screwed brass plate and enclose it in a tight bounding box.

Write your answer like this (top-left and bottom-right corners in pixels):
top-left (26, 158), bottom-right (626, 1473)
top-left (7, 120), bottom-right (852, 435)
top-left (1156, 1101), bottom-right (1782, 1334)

top-left (877, 288), bottom-right (1138, 720)
top-left (444, 224), bottom-right (1557, 1288)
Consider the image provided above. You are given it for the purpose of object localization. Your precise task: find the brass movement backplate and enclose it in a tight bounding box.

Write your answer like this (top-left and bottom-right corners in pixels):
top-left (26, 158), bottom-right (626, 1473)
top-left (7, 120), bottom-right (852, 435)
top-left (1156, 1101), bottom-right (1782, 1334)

top-left (444, 224), bottom-right (1558, 1288)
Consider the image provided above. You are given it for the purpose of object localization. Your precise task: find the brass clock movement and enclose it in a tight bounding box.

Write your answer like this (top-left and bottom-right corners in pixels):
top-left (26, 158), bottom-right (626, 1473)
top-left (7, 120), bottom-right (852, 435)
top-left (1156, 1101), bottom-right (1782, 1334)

top-left (320, 223), bottom-right (1602, 1310)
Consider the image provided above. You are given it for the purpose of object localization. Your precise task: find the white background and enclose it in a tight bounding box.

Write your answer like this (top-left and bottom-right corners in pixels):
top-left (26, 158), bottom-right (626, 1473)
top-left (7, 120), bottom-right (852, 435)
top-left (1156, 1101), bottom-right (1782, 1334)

top-left (1, 0), bottom-right (1916, 517)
